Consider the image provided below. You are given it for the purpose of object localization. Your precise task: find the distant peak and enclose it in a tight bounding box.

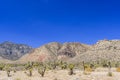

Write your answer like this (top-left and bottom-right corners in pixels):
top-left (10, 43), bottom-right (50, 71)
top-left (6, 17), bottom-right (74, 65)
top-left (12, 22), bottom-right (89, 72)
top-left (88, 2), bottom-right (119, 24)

top-left (1, 41), bottom-right (14, 44)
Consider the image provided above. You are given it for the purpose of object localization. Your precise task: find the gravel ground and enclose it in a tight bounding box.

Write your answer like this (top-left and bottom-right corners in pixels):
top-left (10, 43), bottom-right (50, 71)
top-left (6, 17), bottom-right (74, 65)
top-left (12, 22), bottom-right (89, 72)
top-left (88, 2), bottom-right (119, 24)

top-left (0, 68), bottom-right (120, 80)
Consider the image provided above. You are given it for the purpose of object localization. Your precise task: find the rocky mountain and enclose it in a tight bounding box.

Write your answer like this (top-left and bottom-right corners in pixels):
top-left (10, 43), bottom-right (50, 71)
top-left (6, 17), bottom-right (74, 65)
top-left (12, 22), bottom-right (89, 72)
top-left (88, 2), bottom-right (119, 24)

top-left (71, 40), bottom-right (120, 63)
top-left (19, 42), bottom-right (91, 63)
top-left (19, 39), bottom-right (120, 63)
top-left (0, 41), bottom-right (33, 60)
top-left (1, 39), bottom-right (120, 63)
top-left (19, 42), bottom-right (62, 63)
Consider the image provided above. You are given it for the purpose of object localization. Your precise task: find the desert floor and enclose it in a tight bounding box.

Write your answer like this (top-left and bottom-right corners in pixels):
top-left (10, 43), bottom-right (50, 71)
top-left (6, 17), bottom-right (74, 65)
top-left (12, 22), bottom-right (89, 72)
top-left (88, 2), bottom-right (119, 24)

top-left (0, 68), bottom-right (120, 80)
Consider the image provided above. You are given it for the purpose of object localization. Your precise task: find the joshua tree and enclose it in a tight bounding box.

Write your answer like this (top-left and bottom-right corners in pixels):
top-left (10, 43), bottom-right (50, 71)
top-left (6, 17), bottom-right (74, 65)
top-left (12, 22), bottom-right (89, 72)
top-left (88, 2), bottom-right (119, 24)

top-left (108, 61), bottom-right (113, 77)
top-left (5, 64), bottom-right (11, 77)
top-left (25, 62), bottom-right (33, 77)
top-left (50, 61), bottom-right (58, 70)
top-left (61, 63), bottom-right (67, 69)
top-left (38, 65), bottom-right (46, 77)
top-left (108, 62), bottom-right (111, 72)
top-left (68, 64), bottom-right (75, 75)
top-left (7, 69), bottom-right (11, 77)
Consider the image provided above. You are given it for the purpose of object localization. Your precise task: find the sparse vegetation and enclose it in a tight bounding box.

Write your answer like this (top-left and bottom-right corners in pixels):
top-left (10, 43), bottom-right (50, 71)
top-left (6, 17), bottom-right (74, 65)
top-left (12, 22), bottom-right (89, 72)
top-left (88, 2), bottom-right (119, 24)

top-left (0, 61), bottom-right (120, 80)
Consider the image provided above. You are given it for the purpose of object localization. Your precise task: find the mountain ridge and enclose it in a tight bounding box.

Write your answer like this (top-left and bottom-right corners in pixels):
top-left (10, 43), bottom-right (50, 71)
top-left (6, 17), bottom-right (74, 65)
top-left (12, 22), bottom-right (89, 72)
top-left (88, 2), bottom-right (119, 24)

top-left (0, 39), bottom-right (120, 63)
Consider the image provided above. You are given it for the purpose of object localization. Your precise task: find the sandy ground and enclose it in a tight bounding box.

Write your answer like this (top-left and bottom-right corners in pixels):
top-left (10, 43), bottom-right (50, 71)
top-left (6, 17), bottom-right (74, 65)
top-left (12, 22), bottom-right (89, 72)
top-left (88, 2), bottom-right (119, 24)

top-left (0, 68), bottom-right (120, 80)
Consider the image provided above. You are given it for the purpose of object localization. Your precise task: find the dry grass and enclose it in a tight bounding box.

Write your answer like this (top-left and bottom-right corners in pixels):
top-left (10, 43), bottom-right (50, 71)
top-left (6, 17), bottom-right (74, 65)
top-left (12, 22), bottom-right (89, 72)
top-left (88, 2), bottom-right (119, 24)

top-left (116, 67), bottom-right (120, 72)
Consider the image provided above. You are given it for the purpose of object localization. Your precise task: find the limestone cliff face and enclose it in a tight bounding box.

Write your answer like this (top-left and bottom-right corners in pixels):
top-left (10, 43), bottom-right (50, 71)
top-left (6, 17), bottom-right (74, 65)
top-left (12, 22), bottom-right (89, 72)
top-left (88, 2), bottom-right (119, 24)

top-left (0, 41), bottom-right (33, 60)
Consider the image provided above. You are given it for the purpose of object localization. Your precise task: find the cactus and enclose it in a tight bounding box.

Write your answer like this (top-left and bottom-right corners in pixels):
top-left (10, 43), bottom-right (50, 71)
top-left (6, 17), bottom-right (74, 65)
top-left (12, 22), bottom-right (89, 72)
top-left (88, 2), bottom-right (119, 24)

top-left (59, 61), bottom-right (67, 69)
top-left (38, 65), bottom-right (46, 77)
top-left (5, 64), bottom-right (11, 77)
top-left (68, 64), bottom-right (74, 75)
top-left (50, 61), bottom-right (58, 70)
top-left (61, 63), bottom-right (67, 69)
top-left (25, 62), bottom-right (33, 77)
top-left (108, 62), bottom-right (112, 74)
top-left (7, 69), bottom-right (11, 77)
top-left (106, 61), bottom-right (113, 77)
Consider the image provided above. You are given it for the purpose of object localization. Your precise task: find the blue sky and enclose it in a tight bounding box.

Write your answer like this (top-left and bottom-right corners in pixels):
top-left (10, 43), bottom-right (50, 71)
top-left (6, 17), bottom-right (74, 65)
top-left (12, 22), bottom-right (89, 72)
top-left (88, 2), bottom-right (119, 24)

top-left (0, 0), bottom-right (120, 47)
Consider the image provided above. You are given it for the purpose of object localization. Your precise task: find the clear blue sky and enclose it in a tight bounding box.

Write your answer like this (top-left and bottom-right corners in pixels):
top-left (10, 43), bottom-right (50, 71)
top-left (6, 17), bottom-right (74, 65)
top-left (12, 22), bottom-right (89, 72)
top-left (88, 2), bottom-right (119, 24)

top-left (0, 0), bottom-right (120, 47)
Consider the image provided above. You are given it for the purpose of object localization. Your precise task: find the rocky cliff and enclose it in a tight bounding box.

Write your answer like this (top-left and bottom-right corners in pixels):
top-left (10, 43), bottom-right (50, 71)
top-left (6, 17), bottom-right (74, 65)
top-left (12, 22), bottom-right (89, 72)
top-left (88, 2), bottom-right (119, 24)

top-left (0, 41), bottom-right (33, 60)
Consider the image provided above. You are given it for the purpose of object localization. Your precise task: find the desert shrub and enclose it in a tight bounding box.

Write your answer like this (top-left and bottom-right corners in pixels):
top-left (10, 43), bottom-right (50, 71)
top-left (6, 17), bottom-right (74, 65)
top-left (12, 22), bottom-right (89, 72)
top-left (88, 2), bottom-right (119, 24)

top-left (85, 67), bottom-right (92, 72)
top-left (83, 65), bottom-right (92, 75)
top-left (116, 67), bottom-right (120, 72)
top-left (0, 64), bottom-right (5, 70)
top-left (32, 62), bottom-right (39, 68)
top-left (107, 72), bottom-right (113, 77)
top-left (58, 61), bottom-right (67, 69)
top-left (83, 64), bottom-right (93, 72)
top-left (61, 63), bottom-right (67, 69)
top-left (25, 62), bottom-right (31, 70)
top-left (90, 64), bottom-right (94, 69)
top-left (115, 62), bottom-right (119, 68)
top-left (15, 78), bottom-right (21, 80)
top-left (13, 69), bottom-right (17, 73)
